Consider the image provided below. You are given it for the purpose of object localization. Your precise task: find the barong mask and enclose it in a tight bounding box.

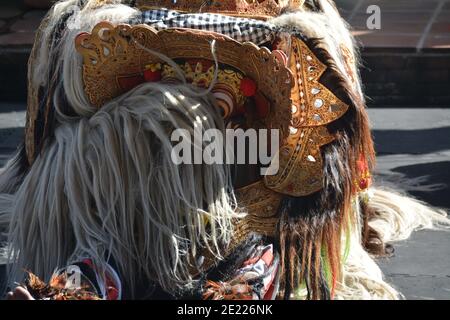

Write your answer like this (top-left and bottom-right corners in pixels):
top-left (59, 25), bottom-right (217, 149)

top-left (15, 0), bottom-right (377, 299)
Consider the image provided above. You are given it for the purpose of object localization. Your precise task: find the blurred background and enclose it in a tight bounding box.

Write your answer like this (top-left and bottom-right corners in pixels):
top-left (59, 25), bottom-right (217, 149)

top-left (0, 0), bottom-right (449, 299)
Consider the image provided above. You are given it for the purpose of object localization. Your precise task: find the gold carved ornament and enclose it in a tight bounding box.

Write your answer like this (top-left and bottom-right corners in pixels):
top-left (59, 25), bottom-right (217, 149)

top-left (263, 37), bottom-right (349, 197)
top-left (136, 0), bottom-right (306, 20)
top-left (69, 23), bottom-right (349, 269)
top-left (229, 38), bottom-right (350, 251)
top-left (73, 22), bottom-right (348, 197)
top-left (74, 22), bottom-right (293, 140)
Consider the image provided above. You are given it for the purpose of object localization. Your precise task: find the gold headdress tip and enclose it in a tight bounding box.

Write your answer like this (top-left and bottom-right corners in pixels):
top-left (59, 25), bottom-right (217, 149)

top-left (136, 0), bottom-right (305, 18)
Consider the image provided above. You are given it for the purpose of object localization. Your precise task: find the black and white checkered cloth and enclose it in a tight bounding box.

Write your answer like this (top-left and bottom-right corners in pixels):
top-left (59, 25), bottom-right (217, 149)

top-left (139, 9), bottom-right (277, 45)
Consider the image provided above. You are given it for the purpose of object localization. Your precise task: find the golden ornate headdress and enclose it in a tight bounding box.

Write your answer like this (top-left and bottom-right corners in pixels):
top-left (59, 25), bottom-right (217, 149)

top-left (74, 22), bottom-right (293, 139)
top-left (71, 20), bottom-right (348, 196)
top-left (25, 2), bottom-right (349, 217)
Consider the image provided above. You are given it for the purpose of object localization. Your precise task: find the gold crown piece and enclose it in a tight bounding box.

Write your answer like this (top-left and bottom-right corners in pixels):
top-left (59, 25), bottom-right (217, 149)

top-left (75, 22), bottom-right (293, 137)
top-left (72, 21), bottom-right (349, 199)
top-left (136, 0), bottom-right (305, 19)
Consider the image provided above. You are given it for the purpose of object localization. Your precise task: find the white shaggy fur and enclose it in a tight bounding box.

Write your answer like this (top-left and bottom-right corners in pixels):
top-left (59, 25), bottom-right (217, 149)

top-left (2, 0), bottom-right (238, 297)
top-left (6, 82), bottom-right (238, 295)
top-left (0, 194), bottom-right (13, 237)
top-left (367, 188), bottom-right (450, 243)
top-left (336, 196), bottom-right (401, 300)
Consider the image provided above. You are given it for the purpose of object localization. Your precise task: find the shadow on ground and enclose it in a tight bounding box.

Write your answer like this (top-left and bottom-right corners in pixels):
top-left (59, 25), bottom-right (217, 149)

top-left (393, 162), bottom-right (450, 209)
top-left (373, 127), bottom-right (450, 155)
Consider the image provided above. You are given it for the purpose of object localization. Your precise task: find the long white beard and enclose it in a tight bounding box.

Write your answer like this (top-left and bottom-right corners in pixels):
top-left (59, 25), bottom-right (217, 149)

top-left (3, 83), bottom-right (238, 295)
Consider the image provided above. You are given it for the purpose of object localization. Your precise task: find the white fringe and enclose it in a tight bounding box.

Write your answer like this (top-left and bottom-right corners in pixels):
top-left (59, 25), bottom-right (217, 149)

top-left (335, 195), bottom-right (401, 300)
top-left (337, 247), bottom-right (401, 300)
top-left (5, 82), bottom-right (238, 295)
top-left (336, 188), bottom-right (450, 300)
top-left (0, 194), bottom-right (13, 236)
top-left (367, 188), bottom-right (450, 243)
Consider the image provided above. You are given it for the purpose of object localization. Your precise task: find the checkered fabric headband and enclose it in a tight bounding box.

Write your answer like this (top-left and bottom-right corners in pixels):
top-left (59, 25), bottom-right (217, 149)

top-left (138, 9), bottom-right (278, 45)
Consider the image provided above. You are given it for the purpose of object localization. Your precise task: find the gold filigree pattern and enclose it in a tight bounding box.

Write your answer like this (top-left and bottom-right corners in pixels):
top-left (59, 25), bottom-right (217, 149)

top-left (232, 181), bottom-right (282, 246)
top-left (264, 126), bottom-right (335, 196)
top-left (75, 22), bottom-right (293, 140)
top-left (263, 37), bottom-right (349, 197)
top-left (182, 62), bottom-right (246, 107)
top-left (160, 61), bottom-right (246, 108)
top-left (192, 181), bottom-right (282, 274)
top-left (236, 180), bottom-right (282, 219)
top-left (74, 22), bottom-right (349, 199)
top-left (291, 40), bottom-right (349, 128)
top-left (136, 0), bottom-right (305, 19)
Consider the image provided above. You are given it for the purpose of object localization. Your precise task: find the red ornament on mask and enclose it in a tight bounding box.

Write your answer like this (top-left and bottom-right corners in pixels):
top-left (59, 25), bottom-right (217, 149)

top-left (240, 77), bottom-right (257, 97)
top-left (144, 69), bottom-right (162, 82)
